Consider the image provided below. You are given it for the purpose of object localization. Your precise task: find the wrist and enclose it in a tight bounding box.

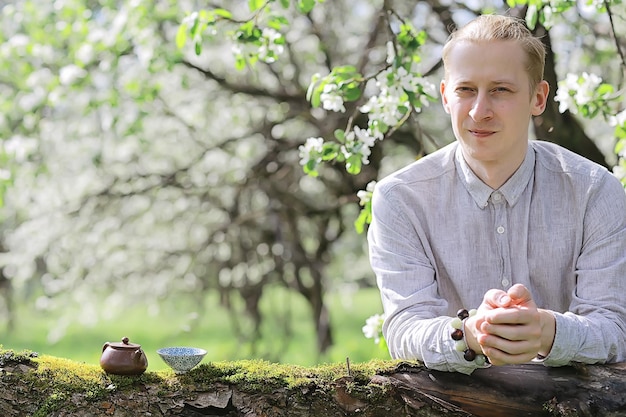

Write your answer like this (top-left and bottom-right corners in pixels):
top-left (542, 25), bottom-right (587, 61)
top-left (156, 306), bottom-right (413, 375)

top-left (463, 315), bottom-right (484, 354)
top-left (538, 309), bottom-right (556, 357)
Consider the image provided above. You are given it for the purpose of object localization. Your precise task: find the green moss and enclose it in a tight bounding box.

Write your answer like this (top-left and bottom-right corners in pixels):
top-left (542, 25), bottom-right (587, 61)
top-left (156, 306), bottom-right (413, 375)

top-left (179, 358), bottom-right (406, 392)
top-left (0, 348), bottom-right (39, 366)
top-left (0, 348), bottom-right (416, 412)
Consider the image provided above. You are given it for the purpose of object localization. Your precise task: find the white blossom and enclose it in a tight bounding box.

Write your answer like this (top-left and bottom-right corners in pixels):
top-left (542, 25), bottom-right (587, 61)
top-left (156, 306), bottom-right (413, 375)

top-left (320, 83), bottom-right (346, 113)
top-left (258, 28), bottom-right (284, 63)
top-left (59, 64), bottom-right (87, 85)
top-left (342, 127), bottom-right (376, 164)
top-left (17, 88), bottom-right (46, 112)
top-left (26, 68), bottom-right (54, 89)
top-left (541, 6), bottom-right (554, 29)
top-left (360, 66), bottom-right (436, 139)
top-left (8, 33), bottom-right (29, 49)
top-left (4, 136), bottom-right (39, 162)
top-left (555, 72), bottom-right (605, 114)
top-left (298, 137), bottom-right (324, 165)
top-left (575, 72), bottom-right (602, 106)
top-left (75, 44), bottom-right (95, 65)
top-left (609, 109), bottom-right (626, 128)
top-left (31, 43), bottom-right (55, 61)
top-left (613, 164), bottom-right (626, 182)
top-left (353, 126), bottom-right (376, 148)
top-left (362, 313), bottom-right (385, 344)
top-left (356, 180), bottom-right (376, 206)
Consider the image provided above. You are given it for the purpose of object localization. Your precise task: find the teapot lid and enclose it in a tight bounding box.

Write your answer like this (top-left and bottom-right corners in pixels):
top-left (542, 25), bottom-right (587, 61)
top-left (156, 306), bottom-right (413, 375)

top-left (107, 337), bottom-right (141, 349)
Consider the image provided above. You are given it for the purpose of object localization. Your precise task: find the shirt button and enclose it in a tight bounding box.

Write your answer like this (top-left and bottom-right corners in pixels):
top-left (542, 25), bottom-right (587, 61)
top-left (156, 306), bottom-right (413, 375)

top-left (501, 278), bottom-right (510, 287)
top-left (496, 226), bottom-right (505, 234)
top-left (493, 193), bottom-right (501, 201)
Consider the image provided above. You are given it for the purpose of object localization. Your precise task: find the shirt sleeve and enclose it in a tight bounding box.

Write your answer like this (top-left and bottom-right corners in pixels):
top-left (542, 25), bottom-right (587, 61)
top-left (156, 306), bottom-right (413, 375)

top-left (367, 180), bottom-right (484, 374)
top-left (543, 173), bottom-right (626, 366)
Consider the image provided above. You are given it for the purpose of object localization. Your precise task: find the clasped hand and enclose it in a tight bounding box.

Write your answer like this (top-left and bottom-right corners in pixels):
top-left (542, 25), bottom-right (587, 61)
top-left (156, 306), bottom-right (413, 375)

top-left (464, 284), bottom-right (555, 366)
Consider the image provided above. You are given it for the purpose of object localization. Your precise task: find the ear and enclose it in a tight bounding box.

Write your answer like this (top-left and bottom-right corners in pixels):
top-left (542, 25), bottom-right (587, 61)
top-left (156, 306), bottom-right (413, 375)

top-left (440, 79), bottom-right (451, 114)
top-left (531, 80), bottom-right (550, 116)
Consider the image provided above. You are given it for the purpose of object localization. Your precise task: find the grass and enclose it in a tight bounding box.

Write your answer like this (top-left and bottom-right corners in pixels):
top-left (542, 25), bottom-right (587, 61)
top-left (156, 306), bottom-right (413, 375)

top-left (2, 286), bottom-right (389, 371)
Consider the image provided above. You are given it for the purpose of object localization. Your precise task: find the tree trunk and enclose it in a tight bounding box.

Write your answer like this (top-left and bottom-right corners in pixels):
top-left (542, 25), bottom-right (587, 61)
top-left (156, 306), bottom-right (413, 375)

top-left (1, 351), bottom-right (625, 417)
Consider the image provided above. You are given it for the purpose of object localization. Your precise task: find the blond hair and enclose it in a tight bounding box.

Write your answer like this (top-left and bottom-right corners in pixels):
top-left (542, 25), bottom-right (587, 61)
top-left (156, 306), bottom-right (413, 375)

top-left (442, 15), bottom-right (546, 89)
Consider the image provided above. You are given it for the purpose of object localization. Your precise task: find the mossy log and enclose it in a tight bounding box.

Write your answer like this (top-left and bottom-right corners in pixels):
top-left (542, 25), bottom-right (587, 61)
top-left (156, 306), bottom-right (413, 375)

top-left (1, 350), bottom-right (625, 417)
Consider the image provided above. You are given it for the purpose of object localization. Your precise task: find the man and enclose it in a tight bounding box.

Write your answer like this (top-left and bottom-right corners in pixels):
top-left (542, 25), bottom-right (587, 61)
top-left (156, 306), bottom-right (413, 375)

top-left (367, 14), bottom-right (626, 375)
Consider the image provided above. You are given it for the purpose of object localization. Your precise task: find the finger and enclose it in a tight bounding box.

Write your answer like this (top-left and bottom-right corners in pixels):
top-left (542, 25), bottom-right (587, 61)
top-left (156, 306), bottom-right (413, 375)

top-left (478, 335), bottom-right (541, 362)
top-left (480, 345), bottom-right (538, 366)
top-left (507, 284), bottom-right (536, 307)
top-left (482, 307), bottom-right (539, 326)
top-left (482, 289), bottom-right (512, 309)
top-left (480, 321), bottom-right (542, 342)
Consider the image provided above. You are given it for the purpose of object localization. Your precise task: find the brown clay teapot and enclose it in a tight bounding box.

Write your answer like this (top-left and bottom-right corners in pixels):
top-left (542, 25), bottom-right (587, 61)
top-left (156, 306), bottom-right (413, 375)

top-left (100, 337), bottom-right (148, 376)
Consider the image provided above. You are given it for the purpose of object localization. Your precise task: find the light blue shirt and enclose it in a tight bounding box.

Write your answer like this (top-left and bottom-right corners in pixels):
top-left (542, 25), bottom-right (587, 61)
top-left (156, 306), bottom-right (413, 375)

top-left (368, 140), bottom-right (626, 374)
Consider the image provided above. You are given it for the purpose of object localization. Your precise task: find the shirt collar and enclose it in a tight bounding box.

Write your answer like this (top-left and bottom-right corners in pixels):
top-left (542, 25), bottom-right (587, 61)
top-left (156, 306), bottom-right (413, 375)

top-left (455, 143), bottom-right (535, 209)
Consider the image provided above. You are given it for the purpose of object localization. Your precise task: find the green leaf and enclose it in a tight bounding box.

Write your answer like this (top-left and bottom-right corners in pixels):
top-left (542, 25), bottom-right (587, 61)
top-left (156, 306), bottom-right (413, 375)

top-left (213, 8), bottom-right (234, 19)
top-left (176, 23), bottom-right (188, 49)
top-left (306, 73), bottom-right (321, 101)
top-left (334, 129), bottom-right (346, 143)
top-left (308, 80), bottom-right (326, 108)
top-left (268, 16), bottom-right (289, 30)
top-left (235, 56), bottom-right (247, 71)
top-left (343, 86), bottom-right (361, 102)
top-left (249, 0), bottom-right (265, 12)
top-left (297, 0), bottom-right (316, 13)
top-left (346, 154), bottom-right (362, 175)
top-left (597, 83), bottom-right (614, 96)
top-left (333, 65), bottom-right (358, 76)
top-left (321, 143), bottom-right (339, 161)
top-left (195, 42), bottom-right (202, 55)
top-left (237, 21), bottom-right (262, 42)
top-left (397, 23), bottom-right (426, 52)
top-left (415, 30), bottom-right (427, 46)
top-left (304, 159), bottom-right (319, 177)
top-left (279, 0), bottom-right (290, 7)
top-left (354, 206), bottom-right (371, 234)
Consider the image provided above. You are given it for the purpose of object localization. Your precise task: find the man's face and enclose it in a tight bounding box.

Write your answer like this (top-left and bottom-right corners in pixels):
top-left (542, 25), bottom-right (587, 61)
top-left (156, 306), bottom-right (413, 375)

top-left (440, 40), bottom-right (548, 170)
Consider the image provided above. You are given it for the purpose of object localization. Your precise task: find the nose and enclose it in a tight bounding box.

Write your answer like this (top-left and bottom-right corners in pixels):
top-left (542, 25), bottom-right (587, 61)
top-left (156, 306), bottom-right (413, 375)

top-left (468, 92), bottom-right (493, 121)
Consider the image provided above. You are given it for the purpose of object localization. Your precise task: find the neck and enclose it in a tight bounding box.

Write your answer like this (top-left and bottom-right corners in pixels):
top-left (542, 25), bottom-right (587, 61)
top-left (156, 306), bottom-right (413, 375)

top-left (471, 164), bottom-right (516, 189)
top-left (465, 149), bottom-right (527, 189)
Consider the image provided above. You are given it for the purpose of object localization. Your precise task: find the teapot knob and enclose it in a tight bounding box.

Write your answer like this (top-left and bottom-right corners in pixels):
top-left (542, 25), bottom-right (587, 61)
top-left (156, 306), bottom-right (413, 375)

top-left (122, 337), bottom-right (130, 344)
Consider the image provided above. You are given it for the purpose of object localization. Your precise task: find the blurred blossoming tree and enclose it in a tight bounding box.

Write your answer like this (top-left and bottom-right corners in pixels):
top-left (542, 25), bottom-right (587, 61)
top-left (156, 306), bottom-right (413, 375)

top-left (0, 0), bottom-right (623, 359)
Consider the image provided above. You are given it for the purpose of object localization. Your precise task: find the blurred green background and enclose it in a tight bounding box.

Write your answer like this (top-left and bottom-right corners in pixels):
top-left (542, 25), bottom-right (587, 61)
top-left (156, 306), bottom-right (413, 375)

top-left (3, 286), bottom-right (387, 370)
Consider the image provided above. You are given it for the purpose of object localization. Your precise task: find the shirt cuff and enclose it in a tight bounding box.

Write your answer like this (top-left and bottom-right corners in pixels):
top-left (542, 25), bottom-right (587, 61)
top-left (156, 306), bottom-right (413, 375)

top-left (541, 312), bottom-right (575, 366)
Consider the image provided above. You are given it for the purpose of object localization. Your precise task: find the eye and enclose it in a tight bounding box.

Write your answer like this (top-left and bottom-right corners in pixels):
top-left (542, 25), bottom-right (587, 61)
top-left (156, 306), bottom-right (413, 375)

top-left (493, 86), bottom-right (512, 93)
top-left (455, 86), bottom-right (475, 95)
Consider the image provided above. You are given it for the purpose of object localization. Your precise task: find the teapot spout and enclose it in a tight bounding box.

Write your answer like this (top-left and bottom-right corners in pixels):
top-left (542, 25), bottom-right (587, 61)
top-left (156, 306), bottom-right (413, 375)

top-left (134, 349), bottom-right (147, 365)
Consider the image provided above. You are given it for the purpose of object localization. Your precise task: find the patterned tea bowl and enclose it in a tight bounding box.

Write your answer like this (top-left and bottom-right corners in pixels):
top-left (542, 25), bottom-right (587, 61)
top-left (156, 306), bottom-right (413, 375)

top-left (156, 347), bottom-right (207, 374)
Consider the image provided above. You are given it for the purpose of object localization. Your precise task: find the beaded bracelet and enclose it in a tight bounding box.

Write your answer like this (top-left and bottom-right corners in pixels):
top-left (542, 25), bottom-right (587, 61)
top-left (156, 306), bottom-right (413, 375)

top-left (450, 308), bottom-right (490, 366)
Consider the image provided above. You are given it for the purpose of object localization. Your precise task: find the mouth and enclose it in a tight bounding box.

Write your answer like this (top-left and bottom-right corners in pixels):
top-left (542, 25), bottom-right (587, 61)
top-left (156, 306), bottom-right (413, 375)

top-left (469, 129), bottom-right (496, 138)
